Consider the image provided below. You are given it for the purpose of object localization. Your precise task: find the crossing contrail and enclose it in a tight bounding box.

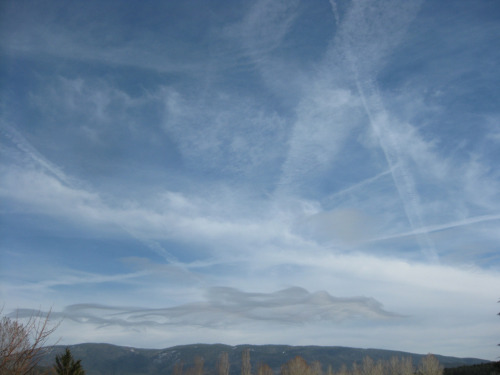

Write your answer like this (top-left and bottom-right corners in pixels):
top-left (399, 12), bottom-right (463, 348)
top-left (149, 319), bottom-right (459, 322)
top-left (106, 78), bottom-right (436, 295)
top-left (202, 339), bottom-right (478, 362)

top-left (353, 74), bottom-right (438, 263)
top-left (328, 0), bottom-right (438, 262)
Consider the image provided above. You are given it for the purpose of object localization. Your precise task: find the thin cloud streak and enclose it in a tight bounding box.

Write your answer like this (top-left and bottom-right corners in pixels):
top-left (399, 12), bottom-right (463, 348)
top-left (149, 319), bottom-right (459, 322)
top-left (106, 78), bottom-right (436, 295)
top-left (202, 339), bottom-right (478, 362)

top-left (369, 213), bottom-right (500, 243)
top-left (0, 122), bottom-right (72, 185)
top-left (6, 270), bottom-right (150, 293)
top-left (323, 168), bottom-right (394, 204)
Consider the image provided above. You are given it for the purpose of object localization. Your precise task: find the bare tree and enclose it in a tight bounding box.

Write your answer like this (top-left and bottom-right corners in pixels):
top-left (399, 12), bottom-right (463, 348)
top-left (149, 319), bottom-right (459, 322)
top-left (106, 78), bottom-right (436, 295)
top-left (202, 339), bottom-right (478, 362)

top-left (194, 356), bottom-right (204, 375)
top-left (0, 309), bottom-right (58, 375)
top-left (310, 361), bottom-right (322, 375)
top-left (257, 363), bottom-right (273, 375)
top-left (184, 356), bottom-right (204, 375)
top-left (241, 348), bottom-right (251, 375)
top-left (418, 354), bottom-right (443, 375)
top-left (360, 357), bottom-right (374, 375)
top-left (385, 356), bottom-right (414, 375)
top-left (281, 356), bottom-right (311, 375)
top-left (172, 361), bottom-right (184, 375)
top-left (399, 356), bottom-right (414, 375)
top-left (360, 357), bottom-right (383, 375)
top-left (350, 362), bottom-right (361, 375)
top-left (217, 352), bottom-right (230, 375)
top-left (334, 364), bottom-right (349, 375)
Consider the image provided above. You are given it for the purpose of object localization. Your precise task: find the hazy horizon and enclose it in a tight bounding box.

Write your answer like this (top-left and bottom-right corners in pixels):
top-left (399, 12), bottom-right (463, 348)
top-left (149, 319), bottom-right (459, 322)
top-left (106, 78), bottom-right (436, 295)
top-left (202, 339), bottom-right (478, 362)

top-left (1, 0), bottom-right (499, 360)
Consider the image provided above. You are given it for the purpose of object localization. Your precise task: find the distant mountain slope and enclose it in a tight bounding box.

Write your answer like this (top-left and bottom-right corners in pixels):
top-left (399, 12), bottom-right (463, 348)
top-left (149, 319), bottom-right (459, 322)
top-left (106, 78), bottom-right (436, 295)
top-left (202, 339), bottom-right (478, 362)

top-left (39, 343), bottom-right (490, 375)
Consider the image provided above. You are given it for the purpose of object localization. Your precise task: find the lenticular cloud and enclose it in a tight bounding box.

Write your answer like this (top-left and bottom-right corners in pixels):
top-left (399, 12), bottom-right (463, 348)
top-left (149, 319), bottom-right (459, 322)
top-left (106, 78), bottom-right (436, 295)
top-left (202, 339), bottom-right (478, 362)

top-left (13, 287), bottom-right (399, 329)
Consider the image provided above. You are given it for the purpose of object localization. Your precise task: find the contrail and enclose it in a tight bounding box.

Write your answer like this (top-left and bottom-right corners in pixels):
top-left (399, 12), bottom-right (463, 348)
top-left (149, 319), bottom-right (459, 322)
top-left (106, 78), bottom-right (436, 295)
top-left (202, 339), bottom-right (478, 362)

top-left (324, 167), bottom-right (394, 204)
top-left (329, 0), bottom-right (340, 26)
top-left (328, 0), bottom-right (438, 262)
top-left (1, 122), bottom-right (71, 185)
top-left (369, 213), bottom-right (500, 243)
top-left (123, 228), bottom-right (180, 266)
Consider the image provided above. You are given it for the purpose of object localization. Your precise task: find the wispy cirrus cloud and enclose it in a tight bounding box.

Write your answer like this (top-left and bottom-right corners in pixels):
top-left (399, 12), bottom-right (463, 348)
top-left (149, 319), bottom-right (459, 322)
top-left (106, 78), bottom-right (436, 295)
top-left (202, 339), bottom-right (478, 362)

top-left (163, 88), bottom-right (288, 179)
top-left (278, 87), bottom-right (365, 196)
top-left (0, 1), bottom-right (207, 75)
top-left (0, 127), bottom-right (296, 266)
top-left (237, 0), bottom-right (300, 61)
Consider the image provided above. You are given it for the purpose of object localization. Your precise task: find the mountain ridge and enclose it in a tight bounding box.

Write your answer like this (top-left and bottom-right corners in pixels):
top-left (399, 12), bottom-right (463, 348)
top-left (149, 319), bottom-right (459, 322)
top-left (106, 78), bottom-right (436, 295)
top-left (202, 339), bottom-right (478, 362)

top-left (39, 343), bottom-right (491, 375)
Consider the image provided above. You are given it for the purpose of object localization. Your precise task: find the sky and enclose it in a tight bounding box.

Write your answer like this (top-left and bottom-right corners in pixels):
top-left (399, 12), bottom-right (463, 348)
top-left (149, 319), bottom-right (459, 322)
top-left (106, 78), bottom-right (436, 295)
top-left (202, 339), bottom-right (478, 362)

top-left (1, 0), bottom-right (500, 361)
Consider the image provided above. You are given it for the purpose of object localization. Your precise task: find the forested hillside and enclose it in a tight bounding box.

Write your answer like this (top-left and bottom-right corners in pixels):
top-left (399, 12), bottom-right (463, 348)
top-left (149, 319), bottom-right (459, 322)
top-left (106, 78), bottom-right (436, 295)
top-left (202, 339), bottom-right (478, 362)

top-left (38, 344), bottom-right (491, 375)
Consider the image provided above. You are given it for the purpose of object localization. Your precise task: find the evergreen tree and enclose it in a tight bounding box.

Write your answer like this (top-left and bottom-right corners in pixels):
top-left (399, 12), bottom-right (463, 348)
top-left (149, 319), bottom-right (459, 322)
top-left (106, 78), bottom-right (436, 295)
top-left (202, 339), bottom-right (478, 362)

top-left (54, 348), bottom-right (85, 375)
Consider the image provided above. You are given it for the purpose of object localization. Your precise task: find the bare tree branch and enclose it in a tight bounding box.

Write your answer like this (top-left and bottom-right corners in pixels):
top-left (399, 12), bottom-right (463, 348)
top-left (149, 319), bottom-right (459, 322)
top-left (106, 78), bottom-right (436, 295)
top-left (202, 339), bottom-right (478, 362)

top-left (0, 309), bottom-right (59, 375)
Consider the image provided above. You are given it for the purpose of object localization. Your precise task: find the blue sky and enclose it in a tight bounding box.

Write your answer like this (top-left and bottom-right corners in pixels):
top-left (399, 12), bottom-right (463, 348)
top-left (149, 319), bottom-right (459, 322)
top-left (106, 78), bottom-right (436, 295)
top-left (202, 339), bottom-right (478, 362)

top-left (1, 0), bottom-right (499, 360)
